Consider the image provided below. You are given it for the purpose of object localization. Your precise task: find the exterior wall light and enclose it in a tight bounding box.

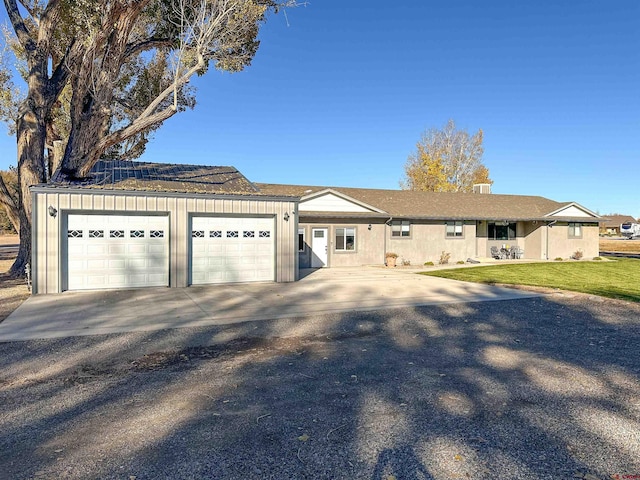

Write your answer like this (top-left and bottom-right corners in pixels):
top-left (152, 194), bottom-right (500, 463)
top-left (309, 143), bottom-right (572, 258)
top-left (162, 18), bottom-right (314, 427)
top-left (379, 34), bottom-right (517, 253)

top-left (283, 212), bottom-right (290, 221)
top-left (48, 206), bottom-right (58, 218)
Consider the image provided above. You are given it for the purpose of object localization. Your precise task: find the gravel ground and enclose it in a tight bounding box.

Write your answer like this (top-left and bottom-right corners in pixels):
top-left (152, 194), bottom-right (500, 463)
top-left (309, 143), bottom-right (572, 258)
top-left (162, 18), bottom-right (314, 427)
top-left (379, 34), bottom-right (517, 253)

top-left (1, 293), bottom-right (640, 480)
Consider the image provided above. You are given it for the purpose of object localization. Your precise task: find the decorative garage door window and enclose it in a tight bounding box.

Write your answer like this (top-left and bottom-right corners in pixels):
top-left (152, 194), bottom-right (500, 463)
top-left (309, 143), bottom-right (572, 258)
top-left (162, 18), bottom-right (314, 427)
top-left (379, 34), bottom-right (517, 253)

top-left (192, 230), bottom-right (205, 238)
top-left (191, 216), bottom-right (275, 285)
top-left (66, 214), bottom-right (169, 291)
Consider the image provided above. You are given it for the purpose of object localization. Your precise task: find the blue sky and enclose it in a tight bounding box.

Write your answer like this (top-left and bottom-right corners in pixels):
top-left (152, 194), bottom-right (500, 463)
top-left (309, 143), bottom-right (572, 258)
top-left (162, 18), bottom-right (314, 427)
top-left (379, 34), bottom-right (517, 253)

top-left (1, 1), bottom-right (638, 217)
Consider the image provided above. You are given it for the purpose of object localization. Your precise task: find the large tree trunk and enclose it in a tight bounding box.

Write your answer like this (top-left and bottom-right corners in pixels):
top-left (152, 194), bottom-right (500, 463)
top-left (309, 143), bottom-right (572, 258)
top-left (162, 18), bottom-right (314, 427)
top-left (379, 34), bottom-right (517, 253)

top-left (9, 98), bottom-right (47, 278)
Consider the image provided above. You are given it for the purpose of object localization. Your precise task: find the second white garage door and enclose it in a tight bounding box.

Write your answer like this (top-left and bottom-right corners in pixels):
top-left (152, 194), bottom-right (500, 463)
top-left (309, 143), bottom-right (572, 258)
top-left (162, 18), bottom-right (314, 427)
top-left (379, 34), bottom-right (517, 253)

top-left (191, 216), bottom-right (275, 284)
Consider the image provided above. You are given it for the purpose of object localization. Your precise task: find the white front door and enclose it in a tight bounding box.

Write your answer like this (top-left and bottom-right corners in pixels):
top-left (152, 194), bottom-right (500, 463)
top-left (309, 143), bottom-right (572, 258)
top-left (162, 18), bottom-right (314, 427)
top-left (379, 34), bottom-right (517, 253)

top-left (190, 216), bottom-right (275, 284)
top-left (65, 214), bottom-right (169, 291)
top-left (311, 228), bottom-right (328, 267)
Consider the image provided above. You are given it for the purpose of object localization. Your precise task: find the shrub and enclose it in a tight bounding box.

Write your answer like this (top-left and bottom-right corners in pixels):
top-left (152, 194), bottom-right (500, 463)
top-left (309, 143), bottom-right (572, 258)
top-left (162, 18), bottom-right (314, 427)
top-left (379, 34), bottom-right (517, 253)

top-left (439, 251), bottom-right (451, 265)
top-left (456, 260), bottom-right (465, 264)
top-left (554, 257), bottom-right (563, 261)
top-left (401, 258), bottom-right (411, 266)
top-left (424, 261), bottom-right (434, 266)
top-left (593, 256), bottom-right (602, 261)
top-left (385, 252), bottom-right (398, 258)
top-left (572, 249), bottom-right (584, 260)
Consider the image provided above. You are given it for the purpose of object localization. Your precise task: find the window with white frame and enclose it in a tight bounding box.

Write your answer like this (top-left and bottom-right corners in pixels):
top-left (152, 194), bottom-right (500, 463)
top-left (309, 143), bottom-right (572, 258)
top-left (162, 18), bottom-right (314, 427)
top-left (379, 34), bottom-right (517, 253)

top-left (391, 220), bottom-right (411, 237)
top-left (568, 222), bottom-right (582, 238)
top-left (298, 228), bottom-right (305, 252)
top-left (335, 227), bottom-right (355, 251)
top-left (446, 221), bottom-right (464, 238)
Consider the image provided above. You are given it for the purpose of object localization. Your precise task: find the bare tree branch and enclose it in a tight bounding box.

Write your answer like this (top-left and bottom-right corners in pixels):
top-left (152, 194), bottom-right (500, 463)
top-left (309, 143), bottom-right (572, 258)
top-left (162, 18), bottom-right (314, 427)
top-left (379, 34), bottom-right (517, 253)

top-left (3, 0), bottom-right (34, 51)
top-left (17, 0), bottom-right (40, 27)
top-left (124, 38), bottom-right (175, 59)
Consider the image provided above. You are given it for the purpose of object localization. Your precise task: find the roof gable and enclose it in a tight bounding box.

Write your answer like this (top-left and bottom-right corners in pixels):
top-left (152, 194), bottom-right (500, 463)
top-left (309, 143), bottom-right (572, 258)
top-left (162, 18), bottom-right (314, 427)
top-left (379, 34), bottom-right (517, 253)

top-left (546, 203), bottom-right (600, 219)
top-left (299, 189), bottom-right (385, 214)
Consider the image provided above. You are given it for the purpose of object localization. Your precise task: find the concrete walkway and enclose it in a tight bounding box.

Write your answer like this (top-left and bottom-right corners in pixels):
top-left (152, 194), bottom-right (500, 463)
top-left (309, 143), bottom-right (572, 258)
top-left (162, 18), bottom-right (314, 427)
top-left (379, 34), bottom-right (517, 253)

top-left (0, 266), bottom-right (541, 341)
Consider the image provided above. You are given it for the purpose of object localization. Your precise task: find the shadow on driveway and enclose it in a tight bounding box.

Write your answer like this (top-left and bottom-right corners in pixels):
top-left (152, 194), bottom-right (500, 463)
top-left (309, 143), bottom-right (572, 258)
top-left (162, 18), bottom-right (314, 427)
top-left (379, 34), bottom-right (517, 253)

top-left (0, 292), bottom-right (639, 479)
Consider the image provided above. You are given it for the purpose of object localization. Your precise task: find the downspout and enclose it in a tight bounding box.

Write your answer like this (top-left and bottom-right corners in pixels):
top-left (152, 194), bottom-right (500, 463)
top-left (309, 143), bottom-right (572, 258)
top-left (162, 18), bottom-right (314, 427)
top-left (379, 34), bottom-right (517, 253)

top-left (384, 217), bottom-right (393, 265)
top-left (545, 220), bottom-right (557, 260)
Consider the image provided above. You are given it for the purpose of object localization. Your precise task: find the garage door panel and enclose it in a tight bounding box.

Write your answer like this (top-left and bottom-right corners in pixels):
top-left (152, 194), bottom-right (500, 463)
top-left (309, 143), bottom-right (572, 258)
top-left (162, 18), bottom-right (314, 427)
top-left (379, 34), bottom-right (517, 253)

top-left (148, 244), bottom-right (165, 254)
top-left (191, 216), bottom-right (275, 285)
top-left (66, 214), bottom-right (169, 291)
top-left (87, 259), bottom-right (107, 269)
top-left (108, 244), bottom-right (126, 254)
top-left (87, 244), bottom-right (108, 255)
top-left (127, 244), bottom-right (148, 254)
top-left (109, 259), bottom-right (126, 269)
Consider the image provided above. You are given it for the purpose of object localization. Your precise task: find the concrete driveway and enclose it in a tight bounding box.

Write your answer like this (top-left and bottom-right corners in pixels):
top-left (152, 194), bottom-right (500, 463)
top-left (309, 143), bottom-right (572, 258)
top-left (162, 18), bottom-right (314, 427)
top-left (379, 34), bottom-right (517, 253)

top-left (0, 266), bottom-right (540, 341)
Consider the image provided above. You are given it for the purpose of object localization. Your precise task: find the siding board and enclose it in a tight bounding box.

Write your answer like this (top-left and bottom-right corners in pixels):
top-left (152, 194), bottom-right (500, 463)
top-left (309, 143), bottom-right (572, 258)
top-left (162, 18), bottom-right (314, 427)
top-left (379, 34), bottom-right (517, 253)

top-left (33, 190), bottom-right (298, 292)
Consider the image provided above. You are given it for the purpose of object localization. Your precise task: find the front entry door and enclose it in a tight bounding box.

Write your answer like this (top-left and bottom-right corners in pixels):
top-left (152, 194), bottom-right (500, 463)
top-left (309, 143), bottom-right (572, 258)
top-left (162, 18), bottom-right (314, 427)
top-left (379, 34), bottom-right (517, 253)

top-left (311, 228), bottom-right (328, 267)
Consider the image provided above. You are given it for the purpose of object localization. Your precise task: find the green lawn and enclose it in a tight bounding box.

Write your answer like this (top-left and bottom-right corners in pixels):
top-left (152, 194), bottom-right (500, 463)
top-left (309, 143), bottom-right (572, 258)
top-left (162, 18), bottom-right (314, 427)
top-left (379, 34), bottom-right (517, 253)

top-left (421, 258), bottom-right (640, 302)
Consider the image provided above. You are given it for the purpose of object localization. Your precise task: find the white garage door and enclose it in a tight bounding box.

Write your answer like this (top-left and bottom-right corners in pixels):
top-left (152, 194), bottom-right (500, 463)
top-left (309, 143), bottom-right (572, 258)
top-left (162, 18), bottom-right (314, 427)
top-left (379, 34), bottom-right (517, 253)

top-left (66, 214), bottom-right (169, 290)
top-left (191, 216), bottom-right (275, 284)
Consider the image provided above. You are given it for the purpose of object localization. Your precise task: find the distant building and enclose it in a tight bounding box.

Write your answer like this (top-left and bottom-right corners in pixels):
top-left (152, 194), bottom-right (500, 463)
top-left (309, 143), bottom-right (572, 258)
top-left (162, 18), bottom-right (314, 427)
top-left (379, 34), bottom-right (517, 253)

top-left (599, 215), bottom-right (637, 236)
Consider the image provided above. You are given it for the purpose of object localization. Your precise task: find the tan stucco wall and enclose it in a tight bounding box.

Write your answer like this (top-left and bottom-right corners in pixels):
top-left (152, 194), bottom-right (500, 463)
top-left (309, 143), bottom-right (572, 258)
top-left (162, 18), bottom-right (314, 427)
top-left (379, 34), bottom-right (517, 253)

top-left (299, 218), bottom-right (480, 267)
top-left (298, 219), bottom-right (600, 265)
top-left (387, 220), bottom-right (478, 265)
top-left (33, 189), bottom-right (298, 294)
top-left (522, 223), bottom-right (544, 259)
top-left (546, 223), bottom-right (599, 259)
top-left (298, 218), bottom-right (388, 267)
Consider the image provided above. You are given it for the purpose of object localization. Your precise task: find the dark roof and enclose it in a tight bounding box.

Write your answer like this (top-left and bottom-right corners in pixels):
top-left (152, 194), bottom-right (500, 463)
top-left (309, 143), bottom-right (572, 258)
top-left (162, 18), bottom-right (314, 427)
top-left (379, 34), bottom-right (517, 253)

top-left (601, 214), bottom-right (637, 228)
top-left (256, 183), bottom-right (597, 221)
top-left (47, 160), bottom-right (263, 195)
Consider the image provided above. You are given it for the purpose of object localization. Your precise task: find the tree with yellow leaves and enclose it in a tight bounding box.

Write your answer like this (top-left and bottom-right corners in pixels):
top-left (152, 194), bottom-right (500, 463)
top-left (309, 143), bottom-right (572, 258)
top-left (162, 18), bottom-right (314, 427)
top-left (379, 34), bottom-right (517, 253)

top-left (402, 119), bottom-right (492, 192)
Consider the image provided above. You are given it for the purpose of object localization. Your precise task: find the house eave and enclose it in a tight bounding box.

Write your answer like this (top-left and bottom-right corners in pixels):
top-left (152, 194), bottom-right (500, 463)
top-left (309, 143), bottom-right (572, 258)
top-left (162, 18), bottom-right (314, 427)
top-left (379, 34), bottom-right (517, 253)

top-left (30, 184), bottom-right (300, 203)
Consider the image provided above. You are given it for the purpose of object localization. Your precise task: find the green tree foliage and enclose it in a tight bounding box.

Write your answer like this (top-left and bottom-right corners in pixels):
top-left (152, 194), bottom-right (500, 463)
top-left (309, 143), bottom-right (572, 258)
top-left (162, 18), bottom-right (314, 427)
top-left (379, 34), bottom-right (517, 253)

top-left (0, 0), bottom-right (296, 276)
top-left (402, 119), bottom-right (492, 193)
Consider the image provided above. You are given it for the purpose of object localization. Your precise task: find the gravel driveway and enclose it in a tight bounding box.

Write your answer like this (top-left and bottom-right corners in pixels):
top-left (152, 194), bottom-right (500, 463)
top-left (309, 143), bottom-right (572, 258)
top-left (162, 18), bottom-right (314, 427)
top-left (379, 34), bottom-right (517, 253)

top-left (1, 293), bottom-right (639, 479)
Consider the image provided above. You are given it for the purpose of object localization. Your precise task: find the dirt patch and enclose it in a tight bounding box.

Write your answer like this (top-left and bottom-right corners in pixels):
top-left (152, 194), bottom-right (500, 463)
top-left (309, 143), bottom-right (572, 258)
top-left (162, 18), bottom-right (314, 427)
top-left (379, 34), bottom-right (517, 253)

top-left (0, 248), bottom-right (30, 322)
top-left (600, 238), bottom-right (640, 253)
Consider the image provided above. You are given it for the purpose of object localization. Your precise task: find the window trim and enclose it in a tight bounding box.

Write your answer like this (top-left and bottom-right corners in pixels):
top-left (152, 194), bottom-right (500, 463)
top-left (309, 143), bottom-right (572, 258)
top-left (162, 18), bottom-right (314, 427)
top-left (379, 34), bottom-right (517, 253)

top-left (568, 222), bottom-right (583, 239)
top-left (445, 220), bottom-right (464, 239)
top-left (334, 226), bottom-right (356, 253)
top-left (390, 220), bottom-right (411, 238)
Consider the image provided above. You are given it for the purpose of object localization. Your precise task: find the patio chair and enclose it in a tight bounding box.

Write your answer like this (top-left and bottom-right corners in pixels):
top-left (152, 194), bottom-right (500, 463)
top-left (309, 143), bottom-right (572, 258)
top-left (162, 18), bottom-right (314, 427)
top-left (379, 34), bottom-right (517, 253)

top-left (512, 246), bottom-right (523, 259)
top-left (490, 246), bottom-right (501, 259)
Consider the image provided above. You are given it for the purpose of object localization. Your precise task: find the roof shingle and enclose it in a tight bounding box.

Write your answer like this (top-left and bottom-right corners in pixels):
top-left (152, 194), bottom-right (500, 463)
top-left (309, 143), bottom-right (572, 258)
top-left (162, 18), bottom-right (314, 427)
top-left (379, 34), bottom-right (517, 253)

top-left (256, 183), bottom-right (595, 221)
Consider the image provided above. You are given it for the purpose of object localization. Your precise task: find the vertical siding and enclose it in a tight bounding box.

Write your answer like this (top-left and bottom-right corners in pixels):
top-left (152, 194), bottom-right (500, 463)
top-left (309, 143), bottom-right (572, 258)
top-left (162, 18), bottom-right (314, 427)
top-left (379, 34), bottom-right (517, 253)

top-left (169, 196), bottom-right (181, 288)
top-left (34, 190), bottom-right (298, 293)
top-left (34, 193), bottom-right (47, 292)
top-left (46, 193), bottom-right (60, 293)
